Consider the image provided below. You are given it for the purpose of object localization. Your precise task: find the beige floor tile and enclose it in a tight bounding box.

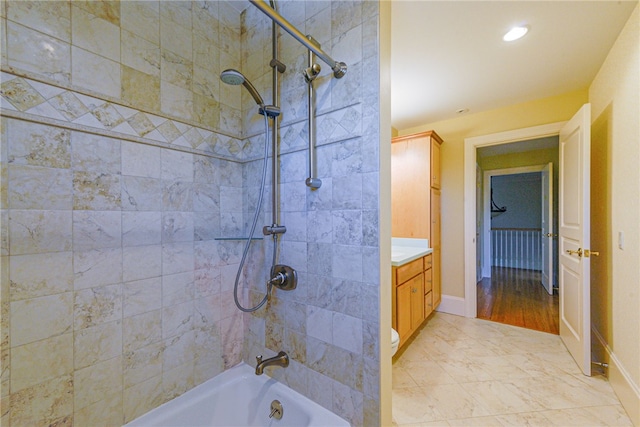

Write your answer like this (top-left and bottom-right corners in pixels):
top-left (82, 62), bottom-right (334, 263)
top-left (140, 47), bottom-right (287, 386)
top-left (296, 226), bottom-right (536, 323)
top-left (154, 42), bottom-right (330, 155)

top-left (420, 383), bottom-right (492, 420)
top-left (402, 360), bottom-right (457, 386)
top-left (392, 366), bottom-right (419, 389)
top-left (447, 415), bottom-right (503, 426)
top-left (392, 313), bottom-right (630, 426)
top-left (508, 375), bottom-right (620, 410)
top-left (393, 387), bottom-right (440, 424)
top-left (540, 405), bottom-right (633, 426)
top-left (435, 357), bottom-right (495, 383)
top-left (495, 411), bottom-right (555, 426)
top-left (466, 354), bottom-right (532, 381)
top-left (461, 380), bottom-right (546, 415)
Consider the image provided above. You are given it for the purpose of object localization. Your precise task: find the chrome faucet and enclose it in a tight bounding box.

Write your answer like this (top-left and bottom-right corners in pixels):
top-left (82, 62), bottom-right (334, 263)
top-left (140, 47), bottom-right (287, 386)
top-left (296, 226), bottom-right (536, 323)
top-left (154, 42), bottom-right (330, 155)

top-left (255, 351), bottom-right (289, 375)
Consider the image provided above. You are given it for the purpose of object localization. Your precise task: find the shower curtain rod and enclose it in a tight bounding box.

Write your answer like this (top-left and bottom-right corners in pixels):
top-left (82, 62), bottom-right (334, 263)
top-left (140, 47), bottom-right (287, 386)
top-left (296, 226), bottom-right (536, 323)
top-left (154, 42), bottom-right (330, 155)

top-left (249, 0), bottom-right (348, 78)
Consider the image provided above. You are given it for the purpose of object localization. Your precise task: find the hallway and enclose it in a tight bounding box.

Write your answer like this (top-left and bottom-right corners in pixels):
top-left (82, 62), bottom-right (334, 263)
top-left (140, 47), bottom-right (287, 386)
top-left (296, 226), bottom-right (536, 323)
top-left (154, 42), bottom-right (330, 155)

top-left (477, 267), bottom-right (559, 334)
top-left (392, 313), bottom-right (632, 426)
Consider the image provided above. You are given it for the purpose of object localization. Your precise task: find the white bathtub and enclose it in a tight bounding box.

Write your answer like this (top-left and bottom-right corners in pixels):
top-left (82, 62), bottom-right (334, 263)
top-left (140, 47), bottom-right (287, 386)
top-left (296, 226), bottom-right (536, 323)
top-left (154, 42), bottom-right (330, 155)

top-left (124, 363), bottom-right (350, 427)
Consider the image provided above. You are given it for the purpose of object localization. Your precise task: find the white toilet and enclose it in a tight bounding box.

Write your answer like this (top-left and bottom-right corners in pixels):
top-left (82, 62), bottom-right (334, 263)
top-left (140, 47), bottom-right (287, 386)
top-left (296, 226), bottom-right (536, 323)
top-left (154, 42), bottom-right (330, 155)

top-left (391, 328), bottom-right (400, 356)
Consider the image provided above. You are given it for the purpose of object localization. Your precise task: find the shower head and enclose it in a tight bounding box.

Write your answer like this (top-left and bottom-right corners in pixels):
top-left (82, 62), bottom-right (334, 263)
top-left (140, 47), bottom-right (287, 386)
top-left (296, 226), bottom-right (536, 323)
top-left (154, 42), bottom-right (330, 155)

top-left (220, 69), bottom-right (264, 106)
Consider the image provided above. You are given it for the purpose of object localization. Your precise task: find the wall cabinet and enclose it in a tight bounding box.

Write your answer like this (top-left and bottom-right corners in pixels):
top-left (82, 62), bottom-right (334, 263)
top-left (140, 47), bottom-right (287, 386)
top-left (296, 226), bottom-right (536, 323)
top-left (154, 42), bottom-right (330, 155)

top-left (431, 139), bottom-right (441, 189)
top-left (391, 134), bottom-right (431, 238)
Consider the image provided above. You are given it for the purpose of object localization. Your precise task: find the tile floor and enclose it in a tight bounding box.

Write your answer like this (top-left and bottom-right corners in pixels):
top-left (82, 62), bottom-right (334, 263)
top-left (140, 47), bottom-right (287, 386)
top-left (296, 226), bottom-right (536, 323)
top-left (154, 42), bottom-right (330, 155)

top-left (392, 313), bottom-right (633, 426)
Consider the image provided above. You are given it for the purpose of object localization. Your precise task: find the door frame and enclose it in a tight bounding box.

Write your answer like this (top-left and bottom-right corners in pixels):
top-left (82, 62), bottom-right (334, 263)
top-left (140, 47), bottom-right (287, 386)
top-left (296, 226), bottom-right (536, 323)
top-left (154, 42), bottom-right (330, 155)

top-left (482, 165), bottom-right (549, 279)
top-left (463, 122), bottom-right (565, 317)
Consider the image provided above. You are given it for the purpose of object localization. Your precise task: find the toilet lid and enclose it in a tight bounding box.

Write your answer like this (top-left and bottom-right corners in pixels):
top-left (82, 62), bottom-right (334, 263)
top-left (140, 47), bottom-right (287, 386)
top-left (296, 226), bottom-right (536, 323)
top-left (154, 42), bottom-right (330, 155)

top-left (391, 328), bottom-right (399, 344)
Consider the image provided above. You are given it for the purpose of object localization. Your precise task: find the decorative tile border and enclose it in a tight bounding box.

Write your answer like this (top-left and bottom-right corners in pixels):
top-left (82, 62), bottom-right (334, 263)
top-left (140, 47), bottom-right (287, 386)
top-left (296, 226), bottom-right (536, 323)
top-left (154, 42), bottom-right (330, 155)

top-left (0, 71), bottom-right (244, 161)
top-left (1, 71), bottom-right (363, 163)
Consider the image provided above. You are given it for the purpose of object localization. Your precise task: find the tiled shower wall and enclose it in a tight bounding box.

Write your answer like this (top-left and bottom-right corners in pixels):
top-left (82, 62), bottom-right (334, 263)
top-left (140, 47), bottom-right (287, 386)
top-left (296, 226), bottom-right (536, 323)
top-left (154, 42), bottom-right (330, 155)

top-left (0, 1), bottom-right (382, 426)
top-left (239, 2), bottom-right (382, 426)
top-left (0, 1), bottom-right (250, 425)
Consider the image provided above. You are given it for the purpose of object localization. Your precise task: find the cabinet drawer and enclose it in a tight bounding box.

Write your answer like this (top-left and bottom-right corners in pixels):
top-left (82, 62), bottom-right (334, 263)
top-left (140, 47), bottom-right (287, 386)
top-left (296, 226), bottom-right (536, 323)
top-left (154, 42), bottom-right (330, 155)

top-left (424, 291), bottom-right (433, 319)
top-left (423, 254), bottom-right (433, 270)
top-left (424, 268), bottom-right (433, 293)
top-left (396, 258), bottom-right (423, 284)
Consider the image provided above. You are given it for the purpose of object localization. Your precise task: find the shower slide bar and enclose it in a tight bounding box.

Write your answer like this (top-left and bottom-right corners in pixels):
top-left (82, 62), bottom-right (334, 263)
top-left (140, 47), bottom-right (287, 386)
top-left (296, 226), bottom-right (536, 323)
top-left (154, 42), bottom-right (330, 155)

top-left (305, 37), bottom-right (322, 189)
top-left (249, 0), bottom-right (348, 79)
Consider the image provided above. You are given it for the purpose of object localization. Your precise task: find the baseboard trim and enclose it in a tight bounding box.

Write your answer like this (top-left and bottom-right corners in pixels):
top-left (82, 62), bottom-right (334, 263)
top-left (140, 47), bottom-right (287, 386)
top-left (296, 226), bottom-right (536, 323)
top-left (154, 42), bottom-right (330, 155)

top-left (435, 295), bottom-right (466, 316)
top-left (592, 327), bottom-right (640, 425)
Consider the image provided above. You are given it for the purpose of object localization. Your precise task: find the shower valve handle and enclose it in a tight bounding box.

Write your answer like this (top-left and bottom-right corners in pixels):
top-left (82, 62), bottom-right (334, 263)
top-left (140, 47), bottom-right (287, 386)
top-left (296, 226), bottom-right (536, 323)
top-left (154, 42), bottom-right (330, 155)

top-left (267, 265), bottom-right (297, 291)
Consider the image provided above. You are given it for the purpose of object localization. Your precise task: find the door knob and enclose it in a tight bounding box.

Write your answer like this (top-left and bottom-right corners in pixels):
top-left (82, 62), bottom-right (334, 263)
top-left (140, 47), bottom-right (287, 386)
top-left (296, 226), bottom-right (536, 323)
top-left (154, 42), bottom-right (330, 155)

top-left (546, 233), bottom-right (558, 237)
top-left (566, 248), bottom-right (583, 257)
top-left (584, 249), bottom-right (600, 257)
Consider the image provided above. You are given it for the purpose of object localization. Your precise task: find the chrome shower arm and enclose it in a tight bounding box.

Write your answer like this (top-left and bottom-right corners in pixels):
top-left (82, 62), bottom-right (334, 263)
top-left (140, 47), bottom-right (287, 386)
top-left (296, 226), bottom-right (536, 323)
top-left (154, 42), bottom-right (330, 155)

top-left (249, 0), bottom-right (347, 78)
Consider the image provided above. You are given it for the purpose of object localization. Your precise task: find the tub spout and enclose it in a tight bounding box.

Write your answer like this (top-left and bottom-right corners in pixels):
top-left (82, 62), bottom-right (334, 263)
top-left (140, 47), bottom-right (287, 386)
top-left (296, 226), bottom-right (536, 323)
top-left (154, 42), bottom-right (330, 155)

top-left (255, 351), bottom-right (289, 375)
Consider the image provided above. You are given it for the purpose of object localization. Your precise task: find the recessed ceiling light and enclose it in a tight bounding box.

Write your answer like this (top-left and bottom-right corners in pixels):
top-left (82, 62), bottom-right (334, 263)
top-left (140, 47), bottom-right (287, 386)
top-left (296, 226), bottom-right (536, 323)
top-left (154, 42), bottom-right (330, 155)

top-left (503, 26), bottom-right (529, 42)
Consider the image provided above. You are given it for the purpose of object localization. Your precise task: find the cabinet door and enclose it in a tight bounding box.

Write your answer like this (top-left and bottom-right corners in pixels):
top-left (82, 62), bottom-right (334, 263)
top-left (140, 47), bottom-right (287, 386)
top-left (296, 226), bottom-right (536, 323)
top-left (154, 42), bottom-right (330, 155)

top-left (431, 139), bottom-right (441, 189)
top-left (431, 188), bottom-right (441, 307)
top-left (396, 281), bottom-right (412, 343)
top-left (391, 136), bottom-right (431, 239)
top-left (409, 274), bottom-right (424, 331)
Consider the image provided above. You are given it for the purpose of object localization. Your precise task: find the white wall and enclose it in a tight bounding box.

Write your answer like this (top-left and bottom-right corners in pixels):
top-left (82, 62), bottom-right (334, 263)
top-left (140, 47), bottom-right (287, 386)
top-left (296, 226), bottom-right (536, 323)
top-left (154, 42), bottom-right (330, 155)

top-left (491, 173), bottom-right (542, 229)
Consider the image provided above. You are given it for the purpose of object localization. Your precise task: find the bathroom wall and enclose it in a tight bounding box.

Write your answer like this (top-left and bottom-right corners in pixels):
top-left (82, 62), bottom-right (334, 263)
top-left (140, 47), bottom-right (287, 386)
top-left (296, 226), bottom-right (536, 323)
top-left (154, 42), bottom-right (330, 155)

top-left (238, 2), bottom-right (382, 426)
top-left (589, 4), bottom-right (640, 424)
top-left (0, 1), bottom-right (383, 426)
top-left (1, 1), bottom-right (250, 425)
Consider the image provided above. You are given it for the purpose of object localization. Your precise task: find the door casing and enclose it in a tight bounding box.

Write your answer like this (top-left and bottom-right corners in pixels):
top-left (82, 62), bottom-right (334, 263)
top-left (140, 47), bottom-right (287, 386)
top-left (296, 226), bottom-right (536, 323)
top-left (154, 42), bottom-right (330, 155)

top-left (482, 165), bottom-right (550, 279)
top-left (464, 122), bottom-right (565, 317)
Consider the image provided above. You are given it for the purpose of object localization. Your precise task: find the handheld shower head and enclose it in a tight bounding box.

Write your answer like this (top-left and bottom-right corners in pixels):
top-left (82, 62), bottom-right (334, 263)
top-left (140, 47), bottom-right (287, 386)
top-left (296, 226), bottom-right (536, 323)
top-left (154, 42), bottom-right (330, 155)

top-left (220, 69), bottom-right (264, 106)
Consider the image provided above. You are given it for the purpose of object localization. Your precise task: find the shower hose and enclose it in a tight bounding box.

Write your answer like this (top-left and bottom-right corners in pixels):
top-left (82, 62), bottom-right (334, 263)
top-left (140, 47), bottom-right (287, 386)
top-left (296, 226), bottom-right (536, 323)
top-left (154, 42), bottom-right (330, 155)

top-left (233, 113), bottom-right (277, 312)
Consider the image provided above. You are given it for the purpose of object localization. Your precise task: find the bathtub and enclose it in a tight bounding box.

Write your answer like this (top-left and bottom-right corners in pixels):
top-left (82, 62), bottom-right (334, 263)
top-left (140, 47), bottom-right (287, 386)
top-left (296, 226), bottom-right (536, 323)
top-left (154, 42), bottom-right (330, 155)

top-left (124, 363), bottom-right (350, 427)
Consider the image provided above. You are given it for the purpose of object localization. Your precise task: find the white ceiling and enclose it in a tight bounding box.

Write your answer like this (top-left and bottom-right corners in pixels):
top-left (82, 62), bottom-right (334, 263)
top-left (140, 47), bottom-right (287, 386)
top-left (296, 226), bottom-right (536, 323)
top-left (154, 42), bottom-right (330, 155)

top-left (227, 1), bottom-right (637, 132)
top-left (391, 1), bottom-right (638, 131)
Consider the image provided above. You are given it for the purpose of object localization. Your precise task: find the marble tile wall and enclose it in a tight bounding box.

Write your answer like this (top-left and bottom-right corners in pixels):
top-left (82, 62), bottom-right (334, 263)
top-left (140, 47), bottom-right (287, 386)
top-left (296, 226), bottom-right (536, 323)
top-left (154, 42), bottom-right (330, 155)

top-left (0, 108), bottom-right (251, 425)
top-left (1, 0), bottom-right (243, 135)
top-left (239, 2), bottom-right (382, 426)
top-left (0, 1), bottom-right (248, 425)
top-left (0, 0), bottom-right (382, 426)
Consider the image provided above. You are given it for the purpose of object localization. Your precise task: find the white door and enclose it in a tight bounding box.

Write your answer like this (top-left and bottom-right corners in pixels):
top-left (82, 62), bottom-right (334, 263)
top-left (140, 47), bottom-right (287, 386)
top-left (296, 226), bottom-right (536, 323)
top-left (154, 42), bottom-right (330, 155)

top-left (559, 103), bottom-right (592, 376)
top-left (541, 162), bottom-right (554, 294)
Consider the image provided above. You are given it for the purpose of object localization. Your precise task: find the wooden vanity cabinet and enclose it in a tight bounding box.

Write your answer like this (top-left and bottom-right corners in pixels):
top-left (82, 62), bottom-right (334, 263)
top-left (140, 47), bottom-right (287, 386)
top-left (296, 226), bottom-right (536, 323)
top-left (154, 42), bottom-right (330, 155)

top-left (393, 253), bottom-right (435, 348)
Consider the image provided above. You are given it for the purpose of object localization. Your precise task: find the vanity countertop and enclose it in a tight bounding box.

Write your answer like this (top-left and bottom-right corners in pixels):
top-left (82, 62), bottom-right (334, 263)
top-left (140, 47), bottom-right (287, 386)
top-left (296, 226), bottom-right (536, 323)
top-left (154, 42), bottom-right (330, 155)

top-left (391, 238), bottom-right (433, 267)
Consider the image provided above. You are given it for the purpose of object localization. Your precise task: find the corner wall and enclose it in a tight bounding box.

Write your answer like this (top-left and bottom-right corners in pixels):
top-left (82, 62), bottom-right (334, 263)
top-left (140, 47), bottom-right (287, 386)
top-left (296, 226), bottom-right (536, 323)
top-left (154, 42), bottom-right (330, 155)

top-left (588, 4), bottom-right (640, 424)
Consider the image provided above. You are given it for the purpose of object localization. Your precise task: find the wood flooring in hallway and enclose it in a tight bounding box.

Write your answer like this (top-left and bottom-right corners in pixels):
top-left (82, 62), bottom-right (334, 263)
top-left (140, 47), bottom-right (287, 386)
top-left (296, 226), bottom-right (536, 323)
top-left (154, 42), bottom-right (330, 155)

top-left (477, 267), bottom-right (559, 334)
